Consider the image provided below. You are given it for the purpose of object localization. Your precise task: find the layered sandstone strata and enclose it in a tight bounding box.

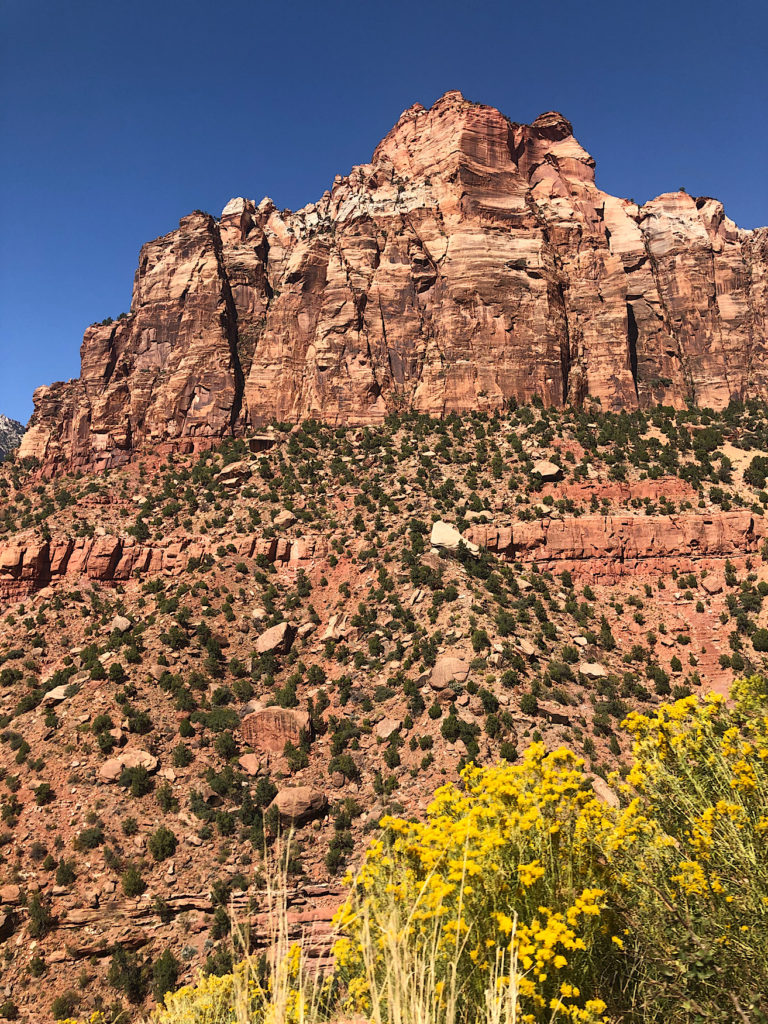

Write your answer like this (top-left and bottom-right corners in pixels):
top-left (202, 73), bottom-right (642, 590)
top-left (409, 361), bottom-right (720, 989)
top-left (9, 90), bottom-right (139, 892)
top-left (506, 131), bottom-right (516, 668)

top-left (20, 91), bottom-right (768, 472)
top-left (2, 510), bottom-right (763, 603)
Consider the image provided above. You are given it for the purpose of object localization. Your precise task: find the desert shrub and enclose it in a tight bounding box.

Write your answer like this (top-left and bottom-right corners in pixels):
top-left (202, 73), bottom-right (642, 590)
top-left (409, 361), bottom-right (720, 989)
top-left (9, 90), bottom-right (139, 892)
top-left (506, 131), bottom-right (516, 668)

top-left (148, 827), bottom-right (178, 860)
top-left (142, 679), bottom-right (768, 1024)
top-left (27, 893), bottom-right (54, 938)
top-left (121, 864), bottom-right (146, 897)
top-left (334, 677), bottom-right (768, 1024)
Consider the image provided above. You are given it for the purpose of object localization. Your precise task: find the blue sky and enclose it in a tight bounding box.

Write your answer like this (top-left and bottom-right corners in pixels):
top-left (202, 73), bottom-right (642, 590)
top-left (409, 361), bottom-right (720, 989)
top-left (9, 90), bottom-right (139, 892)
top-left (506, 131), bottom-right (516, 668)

top-left (1, 0), bottom-right (766, 424)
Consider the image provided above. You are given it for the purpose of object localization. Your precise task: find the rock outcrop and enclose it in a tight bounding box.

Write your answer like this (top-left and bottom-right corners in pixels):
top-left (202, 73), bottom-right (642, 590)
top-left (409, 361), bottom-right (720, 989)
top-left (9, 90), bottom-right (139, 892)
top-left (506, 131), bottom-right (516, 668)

top-left (270, 786), bottom-right (328, 826)
top-left (1, 509), bottom-right (765, 604)
top-left (18, 91), bottom-right (768, 472)
top-left (467, 510), bottom-right (768, 580)
top-left (240, 707), bottom-right (311, 754)
top-left (0, 415), bottom-right (24, 462)
top-left (0, 530), bottom-right (327, 604)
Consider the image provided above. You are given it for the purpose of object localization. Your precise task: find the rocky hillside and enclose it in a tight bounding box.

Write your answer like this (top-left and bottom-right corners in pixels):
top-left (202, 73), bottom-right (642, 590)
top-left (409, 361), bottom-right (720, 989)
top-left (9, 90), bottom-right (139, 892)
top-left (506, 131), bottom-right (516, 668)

top-left (20, 91), bottom-right (768, 476)
top-left (0, 415), bottom-right (24, 462)
top-left (5, 399), bottom-right (768, 1021)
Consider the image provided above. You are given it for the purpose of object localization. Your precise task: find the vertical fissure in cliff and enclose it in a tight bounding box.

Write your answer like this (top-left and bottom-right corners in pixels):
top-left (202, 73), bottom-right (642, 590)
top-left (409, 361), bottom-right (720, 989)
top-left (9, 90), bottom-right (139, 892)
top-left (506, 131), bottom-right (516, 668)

top-left (212, 225), bottom-right (247, 435)
top-left (626, 303), bottom-right (639, 398)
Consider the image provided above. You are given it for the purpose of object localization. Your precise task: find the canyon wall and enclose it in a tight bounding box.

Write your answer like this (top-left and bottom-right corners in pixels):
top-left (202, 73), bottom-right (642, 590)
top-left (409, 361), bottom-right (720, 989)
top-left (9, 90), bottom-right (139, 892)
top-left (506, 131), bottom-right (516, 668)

top-left (19, 91), bottom-right (768, 474)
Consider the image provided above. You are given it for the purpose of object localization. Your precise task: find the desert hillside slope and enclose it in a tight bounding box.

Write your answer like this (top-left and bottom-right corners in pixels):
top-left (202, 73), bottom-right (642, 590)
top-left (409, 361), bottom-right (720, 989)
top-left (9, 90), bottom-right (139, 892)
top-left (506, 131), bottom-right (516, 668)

top-left (3, 399), bottom-right (768, 1021)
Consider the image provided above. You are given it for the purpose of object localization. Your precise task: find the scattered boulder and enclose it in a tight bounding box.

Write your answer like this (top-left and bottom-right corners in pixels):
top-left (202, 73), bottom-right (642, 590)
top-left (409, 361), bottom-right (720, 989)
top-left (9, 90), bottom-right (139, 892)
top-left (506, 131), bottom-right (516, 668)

top-left (255, 621), bottom-right (296, 656)
top-left (374, 718), bottom-right (400, 740)
top-left (0, 884), bottom-right (21, 906)
top-left (99, 749), bottom-right (158, 783)
top-left (532, 459), bottom-right (562, 481)
top-left (270, 786), bottom-right (328, 826)
top-left (273, 509), bottom-right (297, 529)
top-left (111, 614), bottom-right (132, 633)
top-left (323, 613), bottom-right (348, 640)
top-left (430, 656), bottom-right (471, 692)
top-left (591, 775), bottom-right (620, 808)
top-left (215, 460), bottom-right (251, 487)
top-left (702, 576), bottom-right (723, 595)
top-left (240, 706), bottom-right (310, 753)
top-left (539, 700), bottom-right (573, 726)
top-left (238, 754), bottom-right (261, 776)
top-left (430, 520), bottom-right (479, 555)
top-left (579, 662), bottom-right (608, 680)
top-left (41, 684), bottom-right (70, 705)
top-left (516, 639), bottom-right (537, 659)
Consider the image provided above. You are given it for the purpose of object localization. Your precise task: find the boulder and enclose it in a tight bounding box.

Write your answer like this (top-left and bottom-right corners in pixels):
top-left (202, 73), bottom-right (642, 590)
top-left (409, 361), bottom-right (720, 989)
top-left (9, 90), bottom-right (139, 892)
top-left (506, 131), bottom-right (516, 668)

top-left (430, 656), bottom-right (471, 692)
top-left (111, 614), bottom-right (132, 633)
top-left (374, 718), bottom-right (401, 740)
top-left (322, 613), bottom-right (348, 640)
top-left (215, 460), bottom-right (251, 486)
top-left (240, 706), bottom-right (310, 753)
top-left (273, 509), bottom-right (297, 529)
top-left (516, 639), bottom-right (537, 659)
top-left (238, 754), bottom-right (261, 776)
top-left (270, 786), bottom-right (327, 826)
top-left (579, 662), bottom-right (608, 680)
top-left (41, 684), bottom-right (70, 705)
top-left (532, 459), bottom-right (563, 481)
top-left (591, 775), bottom-right (620, 808)
top-left (0, 884), bottom-right (21, 905)
top-left (255, 621), bottom-right (296, 655)
top-left (99, 749), bottom-right (158, 783)
top-left (430, 521), bottom-right (479, 555)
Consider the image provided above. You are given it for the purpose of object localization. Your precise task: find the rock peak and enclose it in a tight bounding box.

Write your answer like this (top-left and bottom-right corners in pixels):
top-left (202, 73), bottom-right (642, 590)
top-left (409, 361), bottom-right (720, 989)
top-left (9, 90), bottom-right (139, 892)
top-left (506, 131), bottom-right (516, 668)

top-left (19, 96), bottom-right (768, 474)
top-left (531, 110), bottom-right (574, 138)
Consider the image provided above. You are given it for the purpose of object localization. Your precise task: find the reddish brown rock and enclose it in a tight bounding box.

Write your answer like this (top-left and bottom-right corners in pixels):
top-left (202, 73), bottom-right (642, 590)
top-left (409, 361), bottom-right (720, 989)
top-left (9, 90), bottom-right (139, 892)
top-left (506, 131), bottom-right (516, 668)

top-left (99, 749), bottom-right (158, 782)
top-left (240, 706), bottom-right (310, 753)
top-left (18, 92), bottom-right (767, 474)
top-left (255, 621), bottom-right (296, 655)
top-left (270, 786), bottom-right (328, 825)
top-left (467, 510), bottom-right (768, 579)
top-left (0, 530), bottom-right (316, 603)
top-left (430, 655), bottom-right (471, 692)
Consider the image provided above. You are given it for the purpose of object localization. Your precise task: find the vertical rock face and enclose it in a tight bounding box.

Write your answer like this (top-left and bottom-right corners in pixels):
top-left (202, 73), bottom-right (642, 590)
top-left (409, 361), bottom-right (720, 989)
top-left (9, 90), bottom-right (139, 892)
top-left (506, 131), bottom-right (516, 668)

top-left (20, 91), bottom-right (768, 472)
top-left (0, 415), bottom-right (24, 461)
top-left (21, 213), bottom-right (246, 470)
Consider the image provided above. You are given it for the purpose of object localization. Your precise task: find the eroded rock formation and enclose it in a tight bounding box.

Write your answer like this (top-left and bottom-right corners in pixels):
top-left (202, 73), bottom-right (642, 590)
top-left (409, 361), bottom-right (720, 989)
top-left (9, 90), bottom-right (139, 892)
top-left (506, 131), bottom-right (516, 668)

top-left (20, 91), bottom-right (768, 473)
top-left (2, 509), bottom-right (763, 605)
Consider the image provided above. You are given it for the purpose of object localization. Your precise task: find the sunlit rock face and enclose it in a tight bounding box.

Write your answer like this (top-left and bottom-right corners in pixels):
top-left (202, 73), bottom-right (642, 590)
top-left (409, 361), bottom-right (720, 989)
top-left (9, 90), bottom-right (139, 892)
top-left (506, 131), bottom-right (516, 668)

top-left (20, 91), bottom-right (768, 473)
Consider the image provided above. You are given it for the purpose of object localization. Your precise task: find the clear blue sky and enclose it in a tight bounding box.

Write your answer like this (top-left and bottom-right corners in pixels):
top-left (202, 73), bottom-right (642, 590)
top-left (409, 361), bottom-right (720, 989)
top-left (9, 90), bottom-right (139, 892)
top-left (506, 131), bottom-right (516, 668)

top-left (1, 0), bottom-right (766, 424)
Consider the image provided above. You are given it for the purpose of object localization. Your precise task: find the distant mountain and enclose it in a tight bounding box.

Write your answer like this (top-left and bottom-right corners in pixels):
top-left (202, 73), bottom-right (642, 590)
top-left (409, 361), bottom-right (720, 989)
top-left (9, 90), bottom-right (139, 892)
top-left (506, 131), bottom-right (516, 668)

top-left (0, 414), bottom-right (24, 461)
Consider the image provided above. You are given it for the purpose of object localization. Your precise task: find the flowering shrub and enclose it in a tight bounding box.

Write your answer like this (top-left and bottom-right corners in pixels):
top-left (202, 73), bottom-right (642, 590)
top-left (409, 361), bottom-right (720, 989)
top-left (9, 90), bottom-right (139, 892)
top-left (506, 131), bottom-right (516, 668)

top-left (333, 743), bottom-right (620, 1024)
top-left (614, 676), bottom-right (768, 1021)
top-left (100, 678), bottom-right (768, 1024)
top-left (333, 676), bottom-right (768, 1023)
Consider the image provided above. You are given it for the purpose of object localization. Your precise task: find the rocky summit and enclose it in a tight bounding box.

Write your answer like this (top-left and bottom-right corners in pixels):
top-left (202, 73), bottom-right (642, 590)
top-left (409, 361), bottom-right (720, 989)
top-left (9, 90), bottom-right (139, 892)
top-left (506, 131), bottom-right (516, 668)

top-left (19, 90), bottom-right (768, 476)
top-left (0, 416), bottom-right (24, 462)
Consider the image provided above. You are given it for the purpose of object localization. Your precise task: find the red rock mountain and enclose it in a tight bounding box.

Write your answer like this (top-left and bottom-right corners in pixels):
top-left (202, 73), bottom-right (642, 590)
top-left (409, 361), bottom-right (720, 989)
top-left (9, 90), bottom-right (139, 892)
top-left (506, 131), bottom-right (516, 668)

top-left (20, 91), bottom-right (768, 473)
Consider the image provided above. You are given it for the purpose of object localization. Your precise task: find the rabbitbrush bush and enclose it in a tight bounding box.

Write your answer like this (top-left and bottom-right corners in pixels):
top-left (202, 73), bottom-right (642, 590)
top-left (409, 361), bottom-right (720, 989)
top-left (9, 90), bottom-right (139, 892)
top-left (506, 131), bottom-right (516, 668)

top-left (64, 678), bottom-right (768, 1024)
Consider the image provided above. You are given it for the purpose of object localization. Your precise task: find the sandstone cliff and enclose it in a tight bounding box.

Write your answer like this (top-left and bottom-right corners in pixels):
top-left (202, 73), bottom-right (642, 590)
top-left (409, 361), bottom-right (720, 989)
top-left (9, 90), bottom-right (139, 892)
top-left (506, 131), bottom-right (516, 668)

top-left (20, 91), bottom-right (768, 472)
top-left (0, 415), bottom-right (24, 462)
